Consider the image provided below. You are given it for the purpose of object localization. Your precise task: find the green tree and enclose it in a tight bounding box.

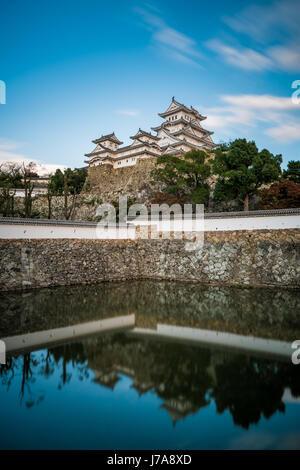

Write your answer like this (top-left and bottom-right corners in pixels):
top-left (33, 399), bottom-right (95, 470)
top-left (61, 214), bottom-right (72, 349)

top-left (151, 149), bottom-right (212, 205)
top-left (50, 169), bottom-right (64, 195)
top-left (213, 139), bottom-right (282, 211)
top-left (283, 160), bottom-right (300, 184)
top-left (0, 163), bottom-right (23, 217)
top-left (21, 163), bottom-right (39, 218)
top-left (45, 178), bottom-right (57, 219)
top-left (49, 167), bottom-right (87, 220)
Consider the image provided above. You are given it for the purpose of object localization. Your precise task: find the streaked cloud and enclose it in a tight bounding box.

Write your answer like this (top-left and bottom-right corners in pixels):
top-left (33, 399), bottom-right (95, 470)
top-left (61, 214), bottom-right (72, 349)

top-left (204, 93), bottom-right (300, 142)
top-left (137, 1), bottom-right (299, 72)
top-left (206, 40), bottom-right (272, 71)
top-left (223, 0), bottom-right (299, 43)
top-left (222, 94), bottom-right (297, 110)
top-left (268, 45), bottom-right (300, 72)
top-left (115, 109), bottom-right (140, 117)
top-left (265, 123), bottom-right (300, 142)
top-left (135, 6), bottom-right (203, 67)
top-left (216, 0), bottom-right (300, 72)
top-left (229, 431), bottom-right (276, 450)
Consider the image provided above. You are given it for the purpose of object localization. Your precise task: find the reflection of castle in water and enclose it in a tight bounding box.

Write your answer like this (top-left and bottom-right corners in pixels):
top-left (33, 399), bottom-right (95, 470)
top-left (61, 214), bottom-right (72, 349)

top-left (2, 281), bottom-right (300, 428)
top-left (2, 330), bottom-right (300, 428)
top-left (82, 334), bottom-right (300, 427)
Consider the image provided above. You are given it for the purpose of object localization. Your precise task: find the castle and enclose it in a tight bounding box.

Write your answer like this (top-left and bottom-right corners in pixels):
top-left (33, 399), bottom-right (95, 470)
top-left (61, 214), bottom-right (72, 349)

top-left (84, 97), bottom-right (215, 169)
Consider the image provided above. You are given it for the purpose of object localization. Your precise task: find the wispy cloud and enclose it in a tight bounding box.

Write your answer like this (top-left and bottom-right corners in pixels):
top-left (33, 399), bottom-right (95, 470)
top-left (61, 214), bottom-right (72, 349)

top-left (213, 0), bottom-right (300, 72)
top-left (0, 138), bottom-right (66, 175)
top-left (135, 6), bottom-right (203, 67)
top-left (229, 431), bottom-right (276, 450)
top-left (222, 94), bottom-right (297, 110)
top-left (115, 109), bottom-right (140, 117)
top-left (267, 45), bottom-right (300, 72)
top-left (206, 40), bottom-right (272, 71)
top-left (223, 0), bottom-right (299, 43)
top-left (265, 123), bottom-right (300, 142)
top-left (204, 94), bottom-right (300, 142)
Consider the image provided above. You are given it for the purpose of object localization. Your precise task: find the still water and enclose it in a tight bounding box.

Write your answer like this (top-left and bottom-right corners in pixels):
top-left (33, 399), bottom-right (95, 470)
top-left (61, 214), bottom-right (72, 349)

top-left (0, 281), bottom-right (300, 450)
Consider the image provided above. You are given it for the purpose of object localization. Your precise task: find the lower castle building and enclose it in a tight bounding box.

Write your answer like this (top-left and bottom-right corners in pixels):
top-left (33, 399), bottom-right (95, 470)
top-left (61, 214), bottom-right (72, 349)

top-left (84, 97), bottom-right (215, 169)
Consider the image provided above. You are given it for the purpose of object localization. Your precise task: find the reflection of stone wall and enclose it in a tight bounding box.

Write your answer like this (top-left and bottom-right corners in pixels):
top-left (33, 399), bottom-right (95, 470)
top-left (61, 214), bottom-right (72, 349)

top-left (0, 229), bottom-right (299, 292)
top-left (1, 281), bottom-right (300, 340)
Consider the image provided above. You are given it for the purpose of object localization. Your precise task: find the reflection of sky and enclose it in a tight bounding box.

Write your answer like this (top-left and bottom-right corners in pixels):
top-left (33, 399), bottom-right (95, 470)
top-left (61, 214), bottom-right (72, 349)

top-left (1, 350), bottom-right (300, 450)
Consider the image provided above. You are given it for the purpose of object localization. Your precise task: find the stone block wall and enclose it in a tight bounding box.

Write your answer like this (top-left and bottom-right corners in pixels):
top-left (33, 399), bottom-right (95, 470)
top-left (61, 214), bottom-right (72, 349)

top-left (0, 229), bottom-right (299, 291)
top-left (84, 157), bottom-right (161, 204)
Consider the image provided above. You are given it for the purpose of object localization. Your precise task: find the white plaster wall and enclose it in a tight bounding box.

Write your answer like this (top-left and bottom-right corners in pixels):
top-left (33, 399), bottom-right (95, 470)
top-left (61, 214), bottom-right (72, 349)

top-left (0, 223), bottom-right (136, 239)
top-left (113, 157), bottom-right (137, 168)
top-left (129, 214), bottom-right (300, 232)
top-left (2, 215), bottom-right (298, 240)
top-left (14, 188), bottom-right (48, 198)
top-left (176, 133), bottom-right (203, 147)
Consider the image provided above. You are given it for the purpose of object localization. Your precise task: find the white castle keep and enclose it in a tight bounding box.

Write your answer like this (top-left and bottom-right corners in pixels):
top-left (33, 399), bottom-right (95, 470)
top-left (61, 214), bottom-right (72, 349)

top-left (84, 97), bottom-right (215, 169)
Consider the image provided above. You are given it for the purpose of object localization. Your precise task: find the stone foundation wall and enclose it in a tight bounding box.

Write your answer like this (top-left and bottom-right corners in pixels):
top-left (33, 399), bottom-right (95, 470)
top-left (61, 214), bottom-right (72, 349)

top-left (0, 229), bottom-right (299, 291)
top-left (84, 157), bottom-right (161, 204)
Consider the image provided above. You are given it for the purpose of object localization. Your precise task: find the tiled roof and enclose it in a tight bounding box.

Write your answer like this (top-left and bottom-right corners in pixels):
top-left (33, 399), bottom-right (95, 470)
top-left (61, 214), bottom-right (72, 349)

top-left (92, 132), bottom-right (123, 145)
top-left (130, 129), bottom-right (159, 140)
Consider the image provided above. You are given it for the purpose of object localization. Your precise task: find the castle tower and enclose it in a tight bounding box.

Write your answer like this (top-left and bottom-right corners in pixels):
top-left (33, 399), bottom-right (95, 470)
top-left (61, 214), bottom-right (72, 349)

top-left (84, 98), bottom-right (215, 168)
top-left (151, 97), bottom-right (215, 155)
top-left (84, 132), bottom-right (123, 166)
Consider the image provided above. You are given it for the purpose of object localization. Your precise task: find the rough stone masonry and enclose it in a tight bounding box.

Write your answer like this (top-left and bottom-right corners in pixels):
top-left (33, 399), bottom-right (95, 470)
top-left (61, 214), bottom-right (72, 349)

top-left (0, 229), bottom-right (299, 291)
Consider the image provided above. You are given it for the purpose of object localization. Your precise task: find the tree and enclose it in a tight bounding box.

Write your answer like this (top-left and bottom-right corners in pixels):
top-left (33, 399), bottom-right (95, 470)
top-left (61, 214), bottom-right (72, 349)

top-left (213, 139), bottom-right (282, 211)
top-left (283, 160), bottom-right (300, 184)
top-left (45, 178), bottom-right (57, 219)
top-left (151, 149), bottom-right (212, 206)
top-left (259, 179), bottom-right (300, 209)
top-left (0, 163), bottom-right (23, 217)
top-left (150, 191), bottom-right (189, 208)
top-left (49, 167), bottom-right (87, 220)
top-left (50, 169), bottom-right (65, 195)
top-left (21, 163), bottom-right (38, 218)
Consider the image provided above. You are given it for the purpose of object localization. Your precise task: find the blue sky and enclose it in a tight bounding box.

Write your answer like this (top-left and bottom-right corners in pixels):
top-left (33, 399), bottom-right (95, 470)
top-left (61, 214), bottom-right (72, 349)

top-left (0, 0), bottom-right (299, 172)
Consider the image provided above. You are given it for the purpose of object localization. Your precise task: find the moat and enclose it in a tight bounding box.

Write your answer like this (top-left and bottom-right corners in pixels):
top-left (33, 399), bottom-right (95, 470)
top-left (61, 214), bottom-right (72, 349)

top-left (1, 281), bottom-right (300, 449)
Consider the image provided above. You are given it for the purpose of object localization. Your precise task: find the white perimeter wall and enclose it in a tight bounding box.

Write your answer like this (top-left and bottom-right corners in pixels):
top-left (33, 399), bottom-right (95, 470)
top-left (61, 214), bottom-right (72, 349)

top-left (0, 223), bottom-right (136, 239)
top-left (131, 214), bottom-right (300, 232)
top-left (0, 214), bottom-right (299, 239)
